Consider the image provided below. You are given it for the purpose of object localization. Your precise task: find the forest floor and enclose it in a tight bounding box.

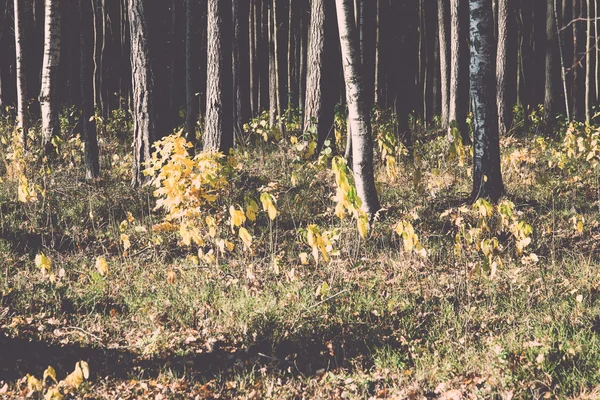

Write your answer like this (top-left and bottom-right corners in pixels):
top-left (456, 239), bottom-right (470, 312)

top-left (2, 111), bottom-right (600, 399)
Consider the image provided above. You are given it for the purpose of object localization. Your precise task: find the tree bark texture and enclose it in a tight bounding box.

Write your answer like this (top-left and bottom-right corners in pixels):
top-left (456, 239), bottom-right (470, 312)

top-left (81, 0), bottom-right (100, 179)
top-left (14, 0), bottom-right (28, 147)
top-left (128, 0), bottom-right (155, 185)
top-left (40, 0), bottom-right (61, 154)
top-left (469, 0), bottom-right (504, 201)
top-left (336, 0), bottom-right (380, 217)
top-left (204, 0), bottom-right (233, 153)
top-left (438, 0), bottom-right (450, 128)
top-left (449, 0), bottom-right (470, 144)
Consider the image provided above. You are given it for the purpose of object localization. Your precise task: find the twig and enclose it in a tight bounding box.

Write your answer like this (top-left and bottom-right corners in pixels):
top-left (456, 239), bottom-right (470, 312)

top-left (306, 289), bottom-right (349, 311)
top-left (64, 326), bottom-right (104, 345)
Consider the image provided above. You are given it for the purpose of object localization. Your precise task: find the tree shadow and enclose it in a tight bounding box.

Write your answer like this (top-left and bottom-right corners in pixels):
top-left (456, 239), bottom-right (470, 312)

top-left (0, 316), bottom-right (400, 384)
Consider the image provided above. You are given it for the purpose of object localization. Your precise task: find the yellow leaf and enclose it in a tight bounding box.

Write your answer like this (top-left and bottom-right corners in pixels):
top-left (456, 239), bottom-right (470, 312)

top-left (44, 387), bottom-right (63, 400)
top-left (316, 281), bottom-right (330, 299)
top-left (230, 205), bottom-right (247, 230)
top-left (245, 198), bottom-right (259, 222)
top-left (225, 240), bottom-right (235, 252)
top-left (121, 234), bottom-right (131, 251)
top-left (357, 215), bottom-right (369, 238)
top-left (299, 252), bottom-right (309, 265)
top-left (304, 141), bottom-right (317, 159)
top-left (27, 374), bottom-right (43, 392)
top-left (35, 253), bottom-right (52, 274)
top-left (166, 270), bottom-right (177, 284)
top-left (43, 366), bottom-right (58, 385)
top-left (239, 227), bottom-right (252, 250)
top-left (95, 257), bottom-right (108, 276)
top-left (63, 361), bottom-right (89, 389)
top-left (260, 192), bottom-right (278, 220)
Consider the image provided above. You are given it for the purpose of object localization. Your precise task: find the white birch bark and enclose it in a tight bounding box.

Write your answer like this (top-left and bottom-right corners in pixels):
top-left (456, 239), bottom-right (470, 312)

top-left (14, 0), bottom-right (28, 148)
top-left (335, 0), bottom-right (380, 217)
top-left (40, 0), bottom-right (61, 153)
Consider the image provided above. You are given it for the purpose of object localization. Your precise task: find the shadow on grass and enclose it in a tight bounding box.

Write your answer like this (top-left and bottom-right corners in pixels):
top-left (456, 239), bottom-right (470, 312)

top-left (0, 319), bottom-right (395, 384)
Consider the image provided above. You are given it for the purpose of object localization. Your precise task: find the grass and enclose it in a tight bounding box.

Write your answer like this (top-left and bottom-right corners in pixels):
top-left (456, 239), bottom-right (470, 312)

top-left (1, 111), bottom-right (600, 398)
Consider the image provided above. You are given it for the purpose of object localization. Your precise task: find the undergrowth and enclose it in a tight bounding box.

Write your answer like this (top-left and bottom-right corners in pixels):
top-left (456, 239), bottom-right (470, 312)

top-left (1, 107), bottom-right (600, 398)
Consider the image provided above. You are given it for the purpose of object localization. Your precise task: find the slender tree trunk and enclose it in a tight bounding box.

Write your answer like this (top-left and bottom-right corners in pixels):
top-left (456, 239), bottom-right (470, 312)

top-left (233, 0), bottom-right (250, 141)
top-left (40, 0), bottom-right (61, 155)
top-left (81, 0), bottom-right (99, 179)
top-left (544, 0), bottom-right (556, 128)
top-left (185, 0), bottom-right (197, 138)
top-left (572, 0), bottom-right (580, 119)
top-left (287, 0), bottom-right (294, 109)
top-left (303, 0), bottom-right (326, 137)
top-left (470, 0), bottom-right (504, 201)
top-left (249, 0), bottom-right (256, 116)
top-left (335, 0), bottom-right (380, 217)
top-left (298, 1), bottom-right (307, 115)
top-left (449, 0), bottom-right (470, 143)
top-left (14, 0), bottom-right (28, 148)
top-left (555, 0), bottom-right (571, 121)
top-left (204, 0), bottom-right (233, 152)
top-left (586, 0), bottom-right (592, 122)
top-left (595, 0), bottom-right (598, 103)
top-left (496, 0), bottom-right (509, 136)
top-left (268, 1), bottom-right (277, 127)
top-left (438, 0), bottom-right (450, 128)
top-left (128, 0), bottom-right (155, 185)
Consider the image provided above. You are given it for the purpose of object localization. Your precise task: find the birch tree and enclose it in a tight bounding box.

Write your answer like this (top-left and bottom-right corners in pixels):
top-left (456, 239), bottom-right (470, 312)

top-left (14, 0), bottom-right (28, 147)
top-left (469, 0), bottom-right (504, 201)
top-left (40, 0), bottom-right (61, 155)
top-left (335, 0), bottom-right (380, 217)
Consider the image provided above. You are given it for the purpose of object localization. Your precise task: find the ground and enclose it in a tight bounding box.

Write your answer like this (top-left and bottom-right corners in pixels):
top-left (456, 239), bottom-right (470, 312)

top-left (1, 110), bottom-right (600, 399)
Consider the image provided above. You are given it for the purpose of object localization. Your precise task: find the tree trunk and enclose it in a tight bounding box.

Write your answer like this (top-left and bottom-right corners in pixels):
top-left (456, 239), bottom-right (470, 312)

top-left (204, 0), bottom-right (233, 152)
top-left (128, 0), bottom-right (156, 185)
top-left (496, 0), bottom-right (509, 136)
top-left (303, 0), bottom-right (326, 138)
top-left (470, 0), bottom-right (504, 201)
top-left (449, 0), bottom-right (470, 144)
top-left (298, 0), bottom-right (308, 115)
top-left (81, 0), bottom-right (99, 179)
top-left (268, 0), bottom-right (278, 127)
top-left (233, 0), bottom-right (250, 141)
top-left (40, 0), bottom-right (61, 155)
top-left (335, 0), bottom-right (380, 217)
top-left (14, 0), bottom-right (28, 148)
top-left (438, 0), bottom-right (450, 128)
top-left (555, 0), bottom-right (571, 121)
top-left (586, 0), bottom-right (591, 122)
top-left (544, 0), bottom-right (556, 128)
top-left (185, 0), bottom-right (197, 139)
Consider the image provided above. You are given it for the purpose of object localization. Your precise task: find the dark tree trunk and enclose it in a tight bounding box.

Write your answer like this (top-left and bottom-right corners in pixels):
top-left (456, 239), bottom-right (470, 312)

top-left (544, 0), bottom-right (557, 127)
top-left (81, 0), bottom-right (100, 179)
top-left (185, 0), bottom-right (197, 138)
top-left (438, 0), bottom-right (450, 129)
top-left (470, 0), bottom-right (504, 201)
top-left (449, 0), bottom-right (470, 144)
top-left (233, 0), bottom-right (250, 140)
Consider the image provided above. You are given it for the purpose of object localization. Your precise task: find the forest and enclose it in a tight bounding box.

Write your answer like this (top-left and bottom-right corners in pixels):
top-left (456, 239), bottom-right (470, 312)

top-left (2, 0), bottom-right (600, 398)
